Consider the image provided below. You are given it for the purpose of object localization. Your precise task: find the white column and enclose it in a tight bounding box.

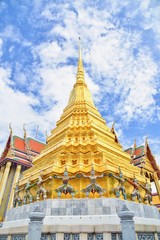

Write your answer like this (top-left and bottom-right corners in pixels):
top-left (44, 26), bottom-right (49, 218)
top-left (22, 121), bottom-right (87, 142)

top-left (0, 166), bottom-right (5, 182)
top-left (154, 172), bottom-right (160, 199)
top-left (80, 233), bottom-right (87, 240)
top-left (7, 164), bottom-right (22, 210)
top-left (154, 233), bottom-right (158, 240)
top-left (56, 233), bottom-right (64, 240)
top-left (0, 161), bottom-right (12, 205)
top-left (118, 203), bottom-right (136, 240)
top-left (103, 233), bottom-right (112, 240)
top-left (28, 206), bottom-right (45, 240)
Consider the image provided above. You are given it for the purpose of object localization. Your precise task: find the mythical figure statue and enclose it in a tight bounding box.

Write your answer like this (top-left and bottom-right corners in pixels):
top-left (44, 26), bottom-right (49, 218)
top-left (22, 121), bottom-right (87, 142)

top-left (13, 181), bottom-right (23, 207)
top-left (36, 171), bottom-right (52, 201)
top-left (54, 167), bottom-right (77, 198)
top-left (81, 165), bottom-right (106, 197)
top-left (23, 177), bottom-right (37, 204)
top-left (126, 176), bottom-right (142, 202)
top-left (140, 179), bottom-right (152, 204)
top-left (109, 167), bottom-right (126, 199)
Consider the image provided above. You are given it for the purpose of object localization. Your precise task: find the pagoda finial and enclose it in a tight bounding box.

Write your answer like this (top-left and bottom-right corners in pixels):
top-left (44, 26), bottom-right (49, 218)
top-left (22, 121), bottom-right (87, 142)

top-left (9, 123), bottom-right (12, 135)
top-left (23, 124), bottom-right (27, 139)
top-left (79, 37), bottom-right (82, 61)
top-left (76, 37), bottom-right (85, 83)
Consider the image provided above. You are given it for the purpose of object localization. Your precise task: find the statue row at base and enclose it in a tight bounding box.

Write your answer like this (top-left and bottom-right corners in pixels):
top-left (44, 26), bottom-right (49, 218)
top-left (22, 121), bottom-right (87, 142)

top-left (13, 166), bottom-right (152, 207)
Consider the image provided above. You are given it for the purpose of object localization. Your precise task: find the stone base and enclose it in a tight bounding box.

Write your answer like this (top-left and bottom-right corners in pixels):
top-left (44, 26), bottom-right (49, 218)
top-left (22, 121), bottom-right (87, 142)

top-left (0, 198), bottom-right (160, 235)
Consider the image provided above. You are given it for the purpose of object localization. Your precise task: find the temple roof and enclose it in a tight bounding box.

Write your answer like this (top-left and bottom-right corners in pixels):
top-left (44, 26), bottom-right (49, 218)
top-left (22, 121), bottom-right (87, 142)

top-left (125, 138), bottom-right (160, 179)
top-left (0, 132), bottom-right (45, 167)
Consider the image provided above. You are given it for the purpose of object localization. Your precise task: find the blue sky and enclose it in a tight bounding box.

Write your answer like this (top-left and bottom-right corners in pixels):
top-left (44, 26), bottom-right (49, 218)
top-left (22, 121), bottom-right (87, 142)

top-left (0, 0), bottom-right (160, 161)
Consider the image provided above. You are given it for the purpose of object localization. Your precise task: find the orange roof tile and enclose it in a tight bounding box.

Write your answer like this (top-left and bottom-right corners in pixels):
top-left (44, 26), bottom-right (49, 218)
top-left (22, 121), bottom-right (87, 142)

top-left (0, 134), bottom-right (45, 167)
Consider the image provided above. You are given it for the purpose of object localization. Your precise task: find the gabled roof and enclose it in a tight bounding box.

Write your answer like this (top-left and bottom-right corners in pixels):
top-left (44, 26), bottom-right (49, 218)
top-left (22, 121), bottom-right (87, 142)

top-left (0, 133), bottom-right (45, 167)
top-left (146, 141), bottom-right (160, 178)
top-left (125, 138), bottom-right (160, 179)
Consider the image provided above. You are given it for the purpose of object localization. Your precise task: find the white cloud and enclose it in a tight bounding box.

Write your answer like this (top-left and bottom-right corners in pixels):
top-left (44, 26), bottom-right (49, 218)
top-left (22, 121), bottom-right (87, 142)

top-left (0, 67), bottom-right (51, 154)
top-left (0, 25), bottom-right (22, 43)
top-left (115, 51), bottom-right (157, 121)
top-left (84, 29), bottom-right (157, 122)
top-left (124, 1), bottom-right (160, 49)
top-left (0, 25), bottom-right (31, 46)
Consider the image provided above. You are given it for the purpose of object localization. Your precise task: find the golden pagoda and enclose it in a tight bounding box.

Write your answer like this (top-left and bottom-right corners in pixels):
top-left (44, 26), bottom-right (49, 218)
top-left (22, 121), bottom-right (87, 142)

top-left (14, 43), bottom-right (160, 206)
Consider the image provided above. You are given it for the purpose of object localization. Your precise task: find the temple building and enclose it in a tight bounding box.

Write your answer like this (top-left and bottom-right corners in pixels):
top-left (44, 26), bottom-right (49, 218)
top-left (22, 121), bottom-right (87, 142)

top-left (0, 44), bottom-right (160, 239)
top-left (125, 139), bottom-right (160, 196)
top-left (0, 127), bottom-right (45, 221)
top-left (125, 139), bottom-right (160, 209)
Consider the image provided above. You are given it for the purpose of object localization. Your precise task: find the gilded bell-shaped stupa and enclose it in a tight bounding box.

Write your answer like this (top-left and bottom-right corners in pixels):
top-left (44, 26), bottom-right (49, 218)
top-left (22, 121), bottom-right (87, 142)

top-left (15, 43), bottom-right (157, 205)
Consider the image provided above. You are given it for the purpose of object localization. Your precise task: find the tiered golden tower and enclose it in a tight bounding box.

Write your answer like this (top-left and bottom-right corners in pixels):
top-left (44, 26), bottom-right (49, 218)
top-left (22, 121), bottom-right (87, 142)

top-left (15, 44), bottom-right (159, 205)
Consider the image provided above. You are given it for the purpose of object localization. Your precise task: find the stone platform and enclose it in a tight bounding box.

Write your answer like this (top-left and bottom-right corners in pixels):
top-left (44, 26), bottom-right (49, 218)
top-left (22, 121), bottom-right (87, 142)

top-left (0, 198), bottom-right (160, 238)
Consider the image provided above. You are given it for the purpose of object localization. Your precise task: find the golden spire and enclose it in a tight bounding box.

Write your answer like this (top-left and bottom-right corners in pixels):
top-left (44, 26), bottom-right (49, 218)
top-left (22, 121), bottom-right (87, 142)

top-left (76, 37), bottom-right (85, 83)
top-left (79, 37), bottom-right (82, 60)
top-left (58, 37), bottom-right (103, 122)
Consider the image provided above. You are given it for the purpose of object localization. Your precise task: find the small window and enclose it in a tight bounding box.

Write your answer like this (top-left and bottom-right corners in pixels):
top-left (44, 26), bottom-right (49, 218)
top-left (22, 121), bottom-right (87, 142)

top-left (64, 234), bottom-right (71, 240)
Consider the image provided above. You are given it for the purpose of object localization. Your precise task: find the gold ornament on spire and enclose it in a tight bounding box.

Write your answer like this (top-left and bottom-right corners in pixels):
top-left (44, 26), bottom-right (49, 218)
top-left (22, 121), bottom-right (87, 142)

top-left (66, 38), bottom-right (96, 108)
top-left (76, 37), bottom-right (85, 83)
